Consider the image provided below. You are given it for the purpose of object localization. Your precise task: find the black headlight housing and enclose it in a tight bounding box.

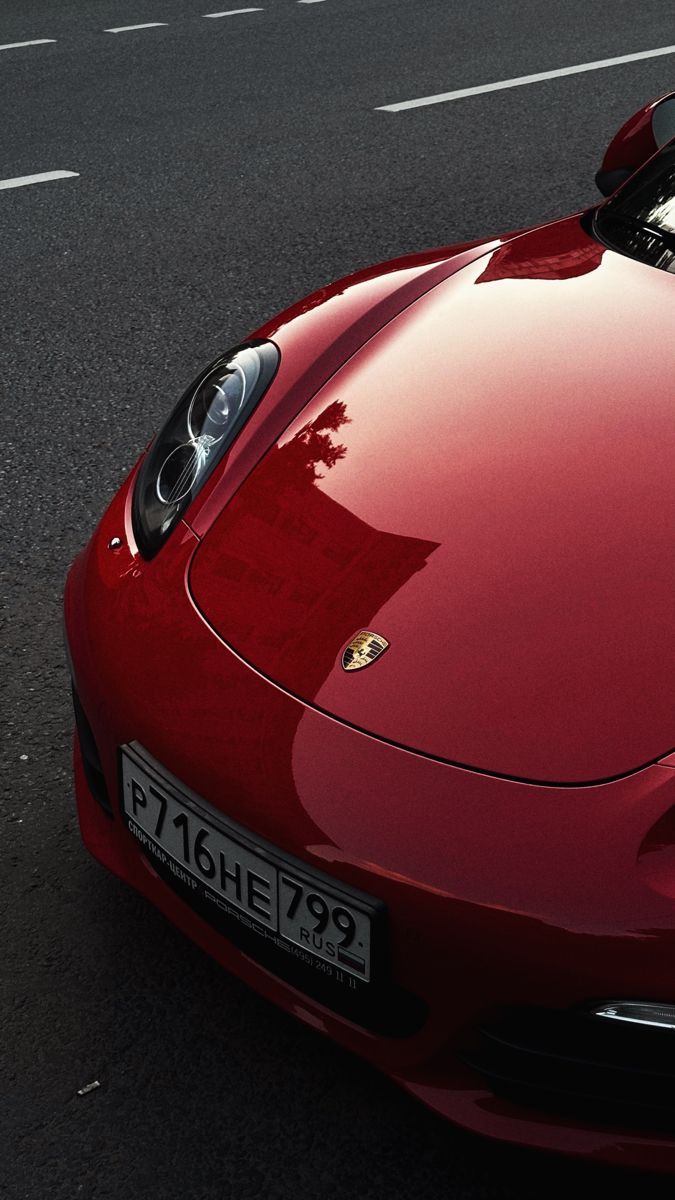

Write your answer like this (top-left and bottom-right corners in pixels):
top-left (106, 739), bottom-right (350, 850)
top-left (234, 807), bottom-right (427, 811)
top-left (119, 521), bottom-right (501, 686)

top-left (132, 340), bottom-right (279, 559)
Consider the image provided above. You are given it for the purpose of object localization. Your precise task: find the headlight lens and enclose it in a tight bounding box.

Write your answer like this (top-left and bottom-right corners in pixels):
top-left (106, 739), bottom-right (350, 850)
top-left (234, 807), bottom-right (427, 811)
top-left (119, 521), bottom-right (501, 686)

top-left (132, 341), bottom-right (278, 558)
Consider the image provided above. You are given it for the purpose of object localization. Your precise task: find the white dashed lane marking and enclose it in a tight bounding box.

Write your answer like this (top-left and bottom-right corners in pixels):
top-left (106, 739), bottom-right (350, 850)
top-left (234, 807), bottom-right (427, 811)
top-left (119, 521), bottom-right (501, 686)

top-left (203, 8), bottom-right (264, 17)
top-left (104, 23), bottom-right (169, 34)
top-left (0, 39), bottom-right (55, 51)
top-left (0, 171), bottom-right (79, 191)
top-left (377, 43), bottom-right (675, 112)
top-left (2, 3), bottom-right (328, 53)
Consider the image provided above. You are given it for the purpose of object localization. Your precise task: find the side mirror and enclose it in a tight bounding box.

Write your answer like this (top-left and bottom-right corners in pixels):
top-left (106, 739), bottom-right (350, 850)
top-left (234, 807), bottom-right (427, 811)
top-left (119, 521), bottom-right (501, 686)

top-left (596, 92), bottom-right (675, 196)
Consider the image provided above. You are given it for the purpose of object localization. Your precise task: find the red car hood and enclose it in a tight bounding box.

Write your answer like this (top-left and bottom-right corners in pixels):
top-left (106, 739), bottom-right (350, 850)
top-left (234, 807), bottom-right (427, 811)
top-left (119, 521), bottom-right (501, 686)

top-left (189, 218), bottom-right (675, 784)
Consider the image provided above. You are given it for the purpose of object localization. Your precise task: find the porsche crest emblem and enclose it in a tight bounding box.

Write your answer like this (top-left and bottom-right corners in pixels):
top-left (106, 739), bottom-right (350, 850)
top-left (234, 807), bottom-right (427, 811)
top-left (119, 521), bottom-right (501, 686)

top-left (342, 631), bottom-right (390, 672)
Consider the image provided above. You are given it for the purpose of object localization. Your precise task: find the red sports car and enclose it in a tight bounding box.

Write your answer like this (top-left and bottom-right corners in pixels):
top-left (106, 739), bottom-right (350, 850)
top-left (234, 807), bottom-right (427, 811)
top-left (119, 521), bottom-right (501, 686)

top-left (65, 93), bottom-right (675, 1171)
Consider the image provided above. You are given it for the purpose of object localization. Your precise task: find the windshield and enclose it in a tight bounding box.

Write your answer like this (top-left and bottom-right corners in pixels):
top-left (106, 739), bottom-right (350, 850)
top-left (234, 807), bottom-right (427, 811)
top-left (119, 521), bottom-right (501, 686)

top-left (594, 142), bottom-right (675, 272)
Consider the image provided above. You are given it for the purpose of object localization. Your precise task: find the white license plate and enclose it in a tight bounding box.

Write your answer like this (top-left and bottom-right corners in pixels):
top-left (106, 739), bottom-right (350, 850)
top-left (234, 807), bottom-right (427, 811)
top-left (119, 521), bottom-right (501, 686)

top-left (120, 747), bottom-right (374, 983)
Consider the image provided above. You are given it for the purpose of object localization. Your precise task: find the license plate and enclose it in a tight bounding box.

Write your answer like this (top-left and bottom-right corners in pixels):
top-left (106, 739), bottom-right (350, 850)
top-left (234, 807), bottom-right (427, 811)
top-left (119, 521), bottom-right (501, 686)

top-left (120, 746), bottom-right (375, 984)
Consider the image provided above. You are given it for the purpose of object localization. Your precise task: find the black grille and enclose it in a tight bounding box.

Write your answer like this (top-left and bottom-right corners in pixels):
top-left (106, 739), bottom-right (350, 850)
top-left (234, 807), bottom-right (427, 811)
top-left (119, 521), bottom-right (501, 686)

top-left (72, 687), bottom-right (112, 816)
top-left (463, 1006), bottom-right (675, 1133)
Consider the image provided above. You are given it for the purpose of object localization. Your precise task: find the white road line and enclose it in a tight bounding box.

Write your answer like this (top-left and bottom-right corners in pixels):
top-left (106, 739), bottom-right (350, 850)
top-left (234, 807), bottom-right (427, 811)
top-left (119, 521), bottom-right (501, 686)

top-left (104, 23), bottom-right (168, 34)
top-left (377, 43), bottom-right (675, 112)
top-left (0, 171), bottom-right (79, 192)
top-left (298, 1), bottom-right (327, 4)
top-left (0, 39), bottom-right (56, 51)
top-left (203, 8), bottom-right (263, 16)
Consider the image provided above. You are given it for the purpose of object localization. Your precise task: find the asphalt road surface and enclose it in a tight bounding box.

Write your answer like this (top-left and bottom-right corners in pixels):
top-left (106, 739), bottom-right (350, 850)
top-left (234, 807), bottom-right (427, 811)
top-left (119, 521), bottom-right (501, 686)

top-left (3, 2), bottom-right (675, 1196)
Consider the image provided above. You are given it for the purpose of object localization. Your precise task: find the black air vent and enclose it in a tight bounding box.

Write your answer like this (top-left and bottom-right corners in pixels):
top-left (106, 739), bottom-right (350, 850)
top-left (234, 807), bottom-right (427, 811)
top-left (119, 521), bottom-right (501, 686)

top-left (72, 687), bottom-right (112, 817)
top-left (463, 1005), bottom-right (675, 1133)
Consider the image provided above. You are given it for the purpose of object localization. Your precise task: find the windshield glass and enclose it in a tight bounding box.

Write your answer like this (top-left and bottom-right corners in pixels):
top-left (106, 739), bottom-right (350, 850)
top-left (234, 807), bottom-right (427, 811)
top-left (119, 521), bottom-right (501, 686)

top-left (594, 142), bottom-right (675, 272)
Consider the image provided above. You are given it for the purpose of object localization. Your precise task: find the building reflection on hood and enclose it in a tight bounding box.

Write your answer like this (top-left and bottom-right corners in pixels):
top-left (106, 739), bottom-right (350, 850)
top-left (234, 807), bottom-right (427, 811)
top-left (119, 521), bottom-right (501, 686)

top-left (477, 221), bottom-right (605, 284)
top-left (191, 400), bottom-right (439, 698)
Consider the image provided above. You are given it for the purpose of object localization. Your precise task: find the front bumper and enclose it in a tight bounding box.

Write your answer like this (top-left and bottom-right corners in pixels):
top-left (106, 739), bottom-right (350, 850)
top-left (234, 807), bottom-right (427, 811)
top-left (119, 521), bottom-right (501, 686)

top-left (64, 478), bottom-right (675, 1171)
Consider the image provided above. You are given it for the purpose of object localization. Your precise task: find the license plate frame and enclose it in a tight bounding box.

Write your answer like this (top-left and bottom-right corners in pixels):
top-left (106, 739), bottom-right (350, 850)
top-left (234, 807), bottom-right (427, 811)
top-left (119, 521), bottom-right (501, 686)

top-left (119, 743), bottom-right (383, 992)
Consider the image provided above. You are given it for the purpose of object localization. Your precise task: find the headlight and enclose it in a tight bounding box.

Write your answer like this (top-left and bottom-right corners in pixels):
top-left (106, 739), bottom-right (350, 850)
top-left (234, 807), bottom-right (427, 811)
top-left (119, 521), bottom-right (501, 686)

top-left (132, 341), bottom-right (279, 558)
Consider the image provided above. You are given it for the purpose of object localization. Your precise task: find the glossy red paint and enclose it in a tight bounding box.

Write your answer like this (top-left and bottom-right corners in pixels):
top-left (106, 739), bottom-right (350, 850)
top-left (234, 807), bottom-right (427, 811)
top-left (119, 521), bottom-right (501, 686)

top-left (186, 238), bottom-right (505, 539)
top-left (65, 202), bottom-right (675, 1169)
top-left (600, 91), bottom-right (675, 177)
top-left (191, 216), bottom-right (675, 785)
